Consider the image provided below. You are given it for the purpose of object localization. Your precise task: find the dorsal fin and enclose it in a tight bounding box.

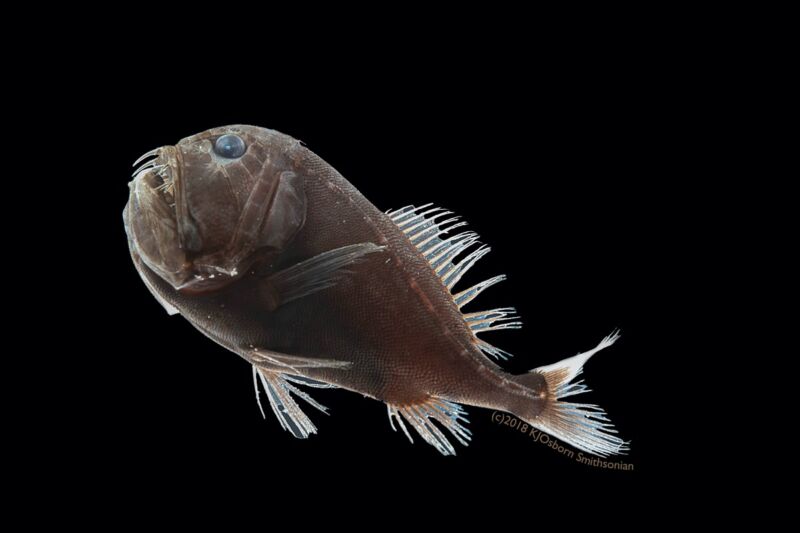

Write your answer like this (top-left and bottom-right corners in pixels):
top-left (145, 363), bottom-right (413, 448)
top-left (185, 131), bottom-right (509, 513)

top-left (387, 204), bottom-right (521, 361)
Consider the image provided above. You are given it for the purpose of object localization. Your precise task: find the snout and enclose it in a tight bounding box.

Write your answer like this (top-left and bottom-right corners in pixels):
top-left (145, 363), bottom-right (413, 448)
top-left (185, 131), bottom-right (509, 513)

top-left (124, 146), bottom-right (188, 289)
top-left (131, 146), bottom-right (181, 205)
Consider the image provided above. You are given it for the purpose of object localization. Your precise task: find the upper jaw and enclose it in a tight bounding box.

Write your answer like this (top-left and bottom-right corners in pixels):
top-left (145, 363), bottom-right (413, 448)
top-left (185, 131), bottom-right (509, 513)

top-left (129, 146), bottom-right (241, 293)
top-left (128, 146), bottom-right (189, 289)
top-left (132, 147), bottom-right (168, 179)
top-left (130, 145), bottom-right (181, 210)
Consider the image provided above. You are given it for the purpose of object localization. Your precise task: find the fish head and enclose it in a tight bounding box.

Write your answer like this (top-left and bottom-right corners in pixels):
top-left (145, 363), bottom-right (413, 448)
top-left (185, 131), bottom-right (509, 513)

top-left (124, 125), bottom-right (307, 293)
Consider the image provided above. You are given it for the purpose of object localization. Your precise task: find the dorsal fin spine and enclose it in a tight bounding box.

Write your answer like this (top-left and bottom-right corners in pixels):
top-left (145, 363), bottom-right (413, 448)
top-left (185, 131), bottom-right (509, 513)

top-left (416, 222), bottom-right (468, 252)
top-left (396, 207), bottom-right (444, 230)
top-left (387, 204), bottom-right (518, 362)
top-left (411, 216), bottom-right (460, 243)
top-left (453, 275), bottom-right (506, 308)
top-left (402, 209), bottom-right (451, 235)
top-left (444, 245), bottom-right (492, 290)
top-left (426, 232), bottom-right (476, 267)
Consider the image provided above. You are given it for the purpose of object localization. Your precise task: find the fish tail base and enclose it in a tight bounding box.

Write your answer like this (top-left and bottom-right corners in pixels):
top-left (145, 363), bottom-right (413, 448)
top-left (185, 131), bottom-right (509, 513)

top-left (521, 330), bottom-right (630, 457)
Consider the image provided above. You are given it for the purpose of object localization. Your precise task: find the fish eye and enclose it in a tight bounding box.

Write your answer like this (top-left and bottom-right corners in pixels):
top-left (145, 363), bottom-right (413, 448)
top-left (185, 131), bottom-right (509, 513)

top-left (214, 134), bottom-right (246, 159)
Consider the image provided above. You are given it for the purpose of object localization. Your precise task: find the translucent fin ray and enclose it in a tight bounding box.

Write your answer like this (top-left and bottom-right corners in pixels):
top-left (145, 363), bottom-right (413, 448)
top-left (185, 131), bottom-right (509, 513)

top-left (387, 203), bottom-right (518, 362)
top-left (475, 339), bottom-right (515, 361)
top-left (253, 367), bottom-right (330, 439)
top-left (453, 275), bottom-right (506, 308)
top-left (283, 374), bottom-right (340, 389)
top-left (249, 349), bottom-right (353, 372)
top-left (386, 398), bottom-right (472, 456)
top-left (464, 307), bottom-right (523, 332)
top-left (264, 242), bottom-right (385, 307)
top-left (443, 245), bottom-right (492, 290)
top-left (527, 330), bottom-right (629, 457)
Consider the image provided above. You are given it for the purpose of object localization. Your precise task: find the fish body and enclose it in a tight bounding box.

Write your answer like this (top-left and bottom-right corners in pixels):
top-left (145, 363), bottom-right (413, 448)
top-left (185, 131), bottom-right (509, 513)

top-left (124, 125), bottom-right (628, 456)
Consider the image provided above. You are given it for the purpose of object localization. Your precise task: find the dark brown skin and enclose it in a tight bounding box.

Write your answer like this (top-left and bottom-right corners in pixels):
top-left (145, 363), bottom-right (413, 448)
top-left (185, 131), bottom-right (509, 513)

top-left (124, 125), bottom-right (627, 457)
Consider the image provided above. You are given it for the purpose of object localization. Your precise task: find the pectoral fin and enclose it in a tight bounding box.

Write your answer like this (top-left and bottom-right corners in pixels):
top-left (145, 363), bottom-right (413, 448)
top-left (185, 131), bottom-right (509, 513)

top-left (259, 242), bottom-right (385, 310)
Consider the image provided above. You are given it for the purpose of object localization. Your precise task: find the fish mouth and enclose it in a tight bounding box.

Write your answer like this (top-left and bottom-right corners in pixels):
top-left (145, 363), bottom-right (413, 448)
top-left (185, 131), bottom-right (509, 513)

top-left (129, 145), bottom-right (244, 292)
top-left (128, 146), bottom-right (189, 289)
top-left (131, 146), bottom-right (180, 215)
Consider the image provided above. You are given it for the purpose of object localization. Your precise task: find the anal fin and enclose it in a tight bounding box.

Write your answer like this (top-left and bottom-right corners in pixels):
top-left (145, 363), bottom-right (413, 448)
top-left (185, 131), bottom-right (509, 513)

top-left (386, 398), bottom-right (471, 456)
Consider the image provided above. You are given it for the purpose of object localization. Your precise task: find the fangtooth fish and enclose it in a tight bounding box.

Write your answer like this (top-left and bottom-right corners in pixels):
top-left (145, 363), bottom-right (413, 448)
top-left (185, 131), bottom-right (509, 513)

top-left (123, 125), bottom-right (628, 457)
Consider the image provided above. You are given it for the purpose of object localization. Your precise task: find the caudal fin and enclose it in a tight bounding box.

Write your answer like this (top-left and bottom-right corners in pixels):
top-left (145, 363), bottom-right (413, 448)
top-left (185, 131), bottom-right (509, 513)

top-left (524, 330), bottom-right (629, 457)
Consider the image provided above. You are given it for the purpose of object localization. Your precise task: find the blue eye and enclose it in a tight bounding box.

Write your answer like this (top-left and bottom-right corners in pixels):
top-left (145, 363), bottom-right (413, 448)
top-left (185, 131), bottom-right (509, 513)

top-left (214, 134), bottom-right (246, 158)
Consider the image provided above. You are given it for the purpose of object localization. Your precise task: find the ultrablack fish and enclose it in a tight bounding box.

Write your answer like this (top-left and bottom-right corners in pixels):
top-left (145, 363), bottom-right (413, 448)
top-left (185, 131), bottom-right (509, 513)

top-left (123, 125), bottom-right (628, 456)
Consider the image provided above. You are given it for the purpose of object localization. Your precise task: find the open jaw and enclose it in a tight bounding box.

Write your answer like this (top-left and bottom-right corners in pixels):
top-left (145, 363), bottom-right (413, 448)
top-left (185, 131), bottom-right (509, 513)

top-left (127, 142), bottom-right (305, 294)
top-left (126, 146), bottom-right (190, 290)
top-left (132, 147), bottom-right (178, 216)
top-left (128, 145), bottom-right (273, 293)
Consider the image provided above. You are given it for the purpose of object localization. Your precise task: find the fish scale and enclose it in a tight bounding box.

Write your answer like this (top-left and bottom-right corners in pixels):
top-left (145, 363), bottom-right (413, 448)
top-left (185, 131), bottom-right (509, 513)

top-left (124, 124), bottom-right (629, 457)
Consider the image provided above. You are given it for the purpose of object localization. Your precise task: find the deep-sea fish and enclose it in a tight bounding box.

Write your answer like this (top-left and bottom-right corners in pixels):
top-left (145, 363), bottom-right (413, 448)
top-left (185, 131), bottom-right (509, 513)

top-left (123, 125), bottom-right (628, 456)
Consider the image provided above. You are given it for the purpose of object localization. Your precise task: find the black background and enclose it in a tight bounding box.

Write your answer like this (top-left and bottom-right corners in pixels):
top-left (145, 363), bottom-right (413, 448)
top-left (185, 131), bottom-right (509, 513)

top-left (57, 38), bottom-right (685, 510)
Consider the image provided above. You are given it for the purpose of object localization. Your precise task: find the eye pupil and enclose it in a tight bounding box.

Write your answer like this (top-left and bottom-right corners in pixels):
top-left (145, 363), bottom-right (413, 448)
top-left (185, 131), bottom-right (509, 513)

top-left (214, 134), bottom-right (246, 158)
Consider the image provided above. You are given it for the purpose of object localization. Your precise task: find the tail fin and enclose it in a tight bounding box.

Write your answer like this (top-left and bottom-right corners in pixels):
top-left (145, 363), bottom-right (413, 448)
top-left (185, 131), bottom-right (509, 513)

top-left (524, 330), bottom-right (629, 457)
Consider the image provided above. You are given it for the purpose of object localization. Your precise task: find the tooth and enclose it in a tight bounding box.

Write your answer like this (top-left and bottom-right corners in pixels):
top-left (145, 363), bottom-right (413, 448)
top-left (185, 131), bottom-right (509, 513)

top-left (132, 165), bottom-right (163, 181)
top-left (131, 160), bottom-right (157, 177)
top-left (132, 148), bottom-right (161, 167)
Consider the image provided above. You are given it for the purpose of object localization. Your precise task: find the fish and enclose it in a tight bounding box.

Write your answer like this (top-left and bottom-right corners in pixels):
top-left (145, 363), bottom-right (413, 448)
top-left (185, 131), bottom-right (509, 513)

top-left (123, 124), bottom-right (629, 457)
